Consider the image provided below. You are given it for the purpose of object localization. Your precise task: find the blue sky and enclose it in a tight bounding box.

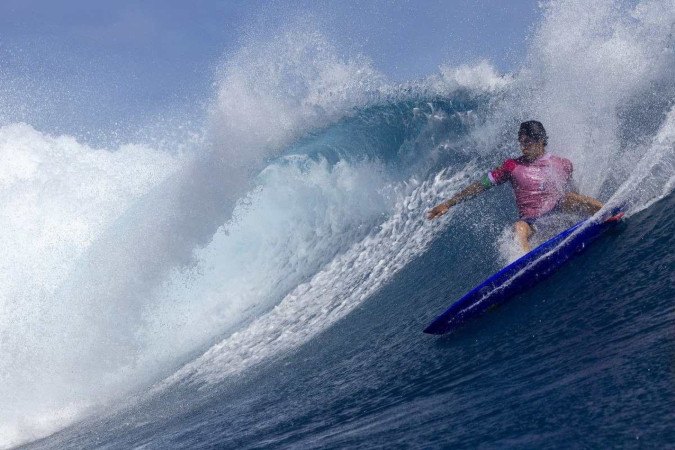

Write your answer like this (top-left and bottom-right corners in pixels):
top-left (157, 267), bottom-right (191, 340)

top-left (0, 0), bottom-right (541, 140)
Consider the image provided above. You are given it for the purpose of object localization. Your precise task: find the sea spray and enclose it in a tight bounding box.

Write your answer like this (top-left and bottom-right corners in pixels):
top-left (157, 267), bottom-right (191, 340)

top-left (0, 123), bottom-right (181, 447)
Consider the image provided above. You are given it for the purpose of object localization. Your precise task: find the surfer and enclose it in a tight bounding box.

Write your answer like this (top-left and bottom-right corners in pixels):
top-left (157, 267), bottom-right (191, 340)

top-left (427, 120), bottom-right (603, 252)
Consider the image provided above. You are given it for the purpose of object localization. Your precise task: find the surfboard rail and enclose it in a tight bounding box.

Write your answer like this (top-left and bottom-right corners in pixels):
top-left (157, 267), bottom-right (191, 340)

top-left (423, 211), bottom-right (625, 335)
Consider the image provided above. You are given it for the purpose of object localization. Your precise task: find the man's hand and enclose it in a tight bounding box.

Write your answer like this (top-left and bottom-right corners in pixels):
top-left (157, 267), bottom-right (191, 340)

top-left (427, 201), bottom-right (452, 220)
top-left (426, 181), bottom-right (484, 220)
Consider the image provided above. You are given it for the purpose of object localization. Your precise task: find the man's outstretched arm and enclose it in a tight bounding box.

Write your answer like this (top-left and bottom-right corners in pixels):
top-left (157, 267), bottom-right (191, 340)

top-left (427, 181), bottom-right (487, 220)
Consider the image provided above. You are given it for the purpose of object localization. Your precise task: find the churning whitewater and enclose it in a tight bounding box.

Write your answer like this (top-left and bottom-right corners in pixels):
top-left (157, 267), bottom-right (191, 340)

top-left (2, 0), bottom-right (674, 448)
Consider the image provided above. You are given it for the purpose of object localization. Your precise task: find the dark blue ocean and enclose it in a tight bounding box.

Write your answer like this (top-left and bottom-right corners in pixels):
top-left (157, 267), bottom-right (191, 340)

top-left (4, 1), bottom-right (675, 449)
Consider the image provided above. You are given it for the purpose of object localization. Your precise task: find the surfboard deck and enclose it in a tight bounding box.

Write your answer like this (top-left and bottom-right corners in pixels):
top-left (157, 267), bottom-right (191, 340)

top-left (423, 210), bottom-right (625, 335)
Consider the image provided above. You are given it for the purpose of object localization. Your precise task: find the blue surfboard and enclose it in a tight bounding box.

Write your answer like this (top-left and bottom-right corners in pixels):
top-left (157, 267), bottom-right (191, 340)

top-left (423, 211), bottom-right (625, 335)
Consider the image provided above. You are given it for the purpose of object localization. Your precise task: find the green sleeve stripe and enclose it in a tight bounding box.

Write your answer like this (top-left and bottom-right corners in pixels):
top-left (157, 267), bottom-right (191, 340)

top-left (481, 174), bottom-right (493, 189)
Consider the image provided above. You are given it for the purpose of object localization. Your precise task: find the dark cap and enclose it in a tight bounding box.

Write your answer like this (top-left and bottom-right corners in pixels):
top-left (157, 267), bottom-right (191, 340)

top-left (518, 120), bottom-right (548, 145)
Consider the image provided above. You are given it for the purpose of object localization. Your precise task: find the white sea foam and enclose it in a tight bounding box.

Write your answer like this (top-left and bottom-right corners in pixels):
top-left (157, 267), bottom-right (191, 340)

top-left (154, 167), bottom-right (472, 388)
top-left (431, 60), bottom-right (512, 94)
top-left (136, 156), bottom-right (395, 370)
top-left (0, 123), bottom-right (181, 448)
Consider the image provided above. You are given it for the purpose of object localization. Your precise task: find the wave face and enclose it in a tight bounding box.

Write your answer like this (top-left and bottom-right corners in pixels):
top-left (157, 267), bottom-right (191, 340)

top-left (4, 0), bottom-right (675, 448)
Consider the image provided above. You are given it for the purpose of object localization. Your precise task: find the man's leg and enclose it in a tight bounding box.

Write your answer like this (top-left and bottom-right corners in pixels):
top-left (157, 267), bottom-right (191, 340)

top-left (560, 192), bottom-right (603, 215)
top-left (514, 220), bottom-right (534, 252)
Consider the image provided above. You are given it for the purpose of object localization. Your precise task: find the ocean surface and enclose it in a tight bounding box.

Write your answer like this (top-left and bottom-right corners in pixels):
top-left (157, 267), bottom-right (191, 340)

top-left (2, 1), bottom-right (674, 448)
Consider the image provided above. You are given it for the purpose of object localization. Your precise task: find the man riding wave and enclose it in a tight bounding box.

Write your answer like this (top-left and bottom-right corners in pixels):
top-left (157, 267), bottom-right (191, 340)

top-left (427, 120), bottom-right (603, 252)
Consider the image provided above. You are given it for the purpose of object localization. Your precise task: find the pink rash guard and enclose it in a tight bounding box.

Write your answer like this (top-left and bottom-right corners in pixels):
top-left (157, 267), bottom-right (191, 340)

top-left (482, 153), bottom-right (573, 220)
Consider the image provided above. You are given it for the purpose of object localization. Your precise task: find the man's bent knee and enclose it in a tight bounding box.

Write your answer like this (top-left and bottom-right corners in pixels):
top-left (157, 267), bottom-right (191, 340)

top-left (514, 220), bottom-right (534, 252)
top-left (514, 220), bottom-right (533, 237)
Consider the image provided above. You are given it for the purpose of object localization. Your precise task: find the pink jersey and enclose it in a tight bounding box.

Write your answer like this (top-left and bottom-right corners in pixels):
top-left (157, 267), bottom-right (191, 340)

top-left (483, 153), bottom-right (573, 220)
